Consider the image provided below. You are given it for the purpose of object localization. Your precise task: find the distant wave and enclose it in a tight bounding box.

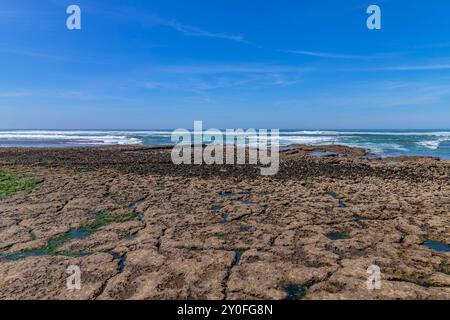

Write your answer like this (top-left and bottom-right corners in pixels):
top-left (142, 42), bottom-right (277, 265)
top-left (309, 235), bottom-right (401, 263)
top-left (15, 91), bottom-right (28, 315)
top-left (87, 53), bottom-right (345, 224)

top-left (346, 142), bottom-right (409, 152)
top-left (279, 130), bottom-right (450, 136)
top-left (416, 137), bottom-right (450, 150)
top-left (2, 130), bottom-right (449, 136)
top-left (0, 132), bottom-right (141, 145)
top-left (0, 130), bottom-right (449, 159)
top-left (0, 130), bottom-right (171, 136)
top-left (277, 136), bottom-right (337, 145)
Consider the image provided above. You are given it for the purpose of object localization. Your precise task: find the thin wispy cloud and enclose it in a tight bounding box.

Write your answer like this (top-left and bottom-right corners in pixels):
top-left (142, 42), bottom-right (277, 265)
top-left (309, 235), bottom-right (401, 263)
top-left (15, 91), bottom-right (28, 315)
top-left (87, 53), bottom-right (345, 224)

top-left (0, 46), bottom-right (68, 61)
top-left (49, 90), bottom-right (125, 101)
top-left (275, 90), bottom-right (449, 109)
top-left (383, 64), bottom-right (450, 71)
top-left (0, 89), bottom-right (125, 101)
top-left (0, 91), bottom-right (31, 98)
top-left (283, 50), bottom-right (370, 60)
top-left (282, 49), bottom-right (401, 61)
top-left (158, 18), bottom-right (247, 43)
top-left (106, 8), bottom-right (248, 44)
top-left (273, 79), bottom-right (450, 110)
top-left (148, 64), bottom-right (312, 74)
top-left (413, 41), bottom-right (450, 49)
top-left (43, 1), bottom-right (248, 44)
top-left (135, 64), bottom-right (310, 94)
top-left (0, 45), bottom-right (115, 65)
top-left (138, 73), bottom-right (303, 93)
top-left (339, 63), bottom-right (450, 73)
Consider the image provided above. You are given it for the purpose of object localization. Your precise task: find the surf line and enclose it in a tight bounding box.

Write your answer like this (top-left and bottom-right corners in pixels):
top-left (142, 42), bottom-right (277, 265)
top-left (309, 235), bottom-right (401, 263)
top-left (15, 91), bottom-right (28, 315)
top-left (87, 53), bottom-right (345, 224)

top-left (170, 120), bottom-right (280, 176)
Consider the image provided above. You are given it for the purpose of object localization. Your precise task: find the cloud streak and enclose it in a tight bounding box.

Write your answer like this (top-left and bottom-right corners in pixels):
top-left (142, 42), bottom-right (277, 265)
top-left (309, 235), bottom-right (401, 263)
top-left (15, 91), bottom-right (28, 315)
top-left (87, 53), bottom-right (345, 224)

top-left (0, 89), bottom-right (125, 101)
top-left (139, 73), bottom-right (303, 93)
top-left (147, 63), bottom-right (312, 74)
top-left (283, 50), bottom-right (370, 60)
top-left (0, 91), bottom-right (31, 98)
top-left (157, 18), bottom-right (247, 43)
top-left (106, 8), bottom-right (248, 43)
top-left (382, 64), bottom-right (450, 71)
top-left (338, 63), bottom-right (450, 73)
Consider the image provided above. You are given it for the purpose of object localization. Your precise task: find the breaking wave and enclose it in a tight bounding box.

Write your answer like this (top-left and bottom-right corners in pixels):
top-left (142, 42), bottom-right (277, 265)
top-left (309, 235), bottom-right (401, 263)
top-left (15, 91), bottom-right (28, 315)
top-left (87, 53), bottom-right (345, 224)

top-left (0, 129), bottom-right (449, 159)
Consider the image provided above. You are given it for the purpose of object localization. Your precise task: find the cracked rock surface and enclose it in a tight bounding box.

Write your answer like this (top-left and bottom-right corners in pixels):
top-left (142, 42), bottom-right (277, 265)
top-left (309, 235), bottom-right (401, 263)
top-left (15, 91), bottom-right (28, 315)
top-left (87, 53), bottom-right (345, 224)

top-left (0, 145), bottom-right (449, 300)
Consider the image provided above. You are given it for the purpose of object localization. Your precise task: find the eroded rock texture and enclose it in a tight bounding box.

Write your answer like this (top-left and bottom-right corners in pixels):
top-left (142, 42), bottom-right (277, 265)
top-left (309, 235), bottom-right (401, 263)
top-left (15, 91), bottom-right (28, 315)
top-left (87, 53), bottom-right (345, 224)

top-left (0, 146), bottom-right (448, 300)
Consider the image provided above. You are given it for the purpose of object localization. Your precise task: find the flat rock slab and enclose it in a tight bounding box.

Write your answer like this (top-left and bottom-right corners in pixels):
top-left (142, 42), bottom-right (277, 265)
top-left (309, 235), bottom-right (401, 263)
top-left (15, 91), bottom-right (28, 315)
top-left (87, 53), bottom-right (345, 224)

top-left (0, 146), bottom-right (449, 300)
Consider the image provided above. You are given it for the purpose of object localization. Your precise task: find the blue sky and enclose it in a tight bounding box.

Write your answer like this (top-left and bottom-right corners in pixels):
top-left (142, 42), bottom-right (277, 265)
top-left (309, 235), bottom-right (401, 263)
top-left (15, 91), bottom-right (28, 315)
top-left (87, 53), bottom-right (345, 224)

top-left (1, 0), bottom-right (450, 129)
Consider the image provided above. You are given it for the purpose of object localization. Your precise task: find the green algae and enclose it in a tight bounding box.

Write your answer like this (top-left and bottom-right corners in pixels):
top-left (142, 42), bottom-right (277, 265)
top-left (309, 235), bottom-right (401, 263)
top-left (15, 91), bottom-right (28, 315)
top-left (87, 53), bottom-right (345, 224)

top-left (0, 170), bottom-right (38, 198)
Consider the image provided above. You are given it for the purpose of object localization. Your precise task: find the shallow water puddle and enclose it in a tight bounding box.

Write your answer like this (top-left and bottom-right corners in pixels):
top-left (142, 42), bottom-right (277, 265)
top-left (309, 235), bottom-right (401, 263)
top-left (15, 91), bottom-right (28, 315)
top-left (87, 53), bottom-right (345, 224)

top-left (212, 205), bottom-right (223, 212)
top-left (423, 241), bottom-right (450, 252)
top-left (353, 217), bottom-right (368, 228)
top-left (219, 192), bottom-right (254, 206)
top-left (239, 199), bottom-right (255, 205)
top-left (239, 225), bottom-right (254, 233)
top-left (2, 228), bottom-right (91, 260)
top-left (326, 191), bottom-right (338, 199)
top-left (4, 247), bottom-right (89, 261)
top-left (220, 192), bottom-right (239, 198)
top-left (67, 229), bottom-right (90, 239)
top-left (111, 252), bottom-right (127, 273)
top-left (212, 205), bottom-right (228, 223)
top-left (310, 151), bottom-right (339, 157)
top-left (1, 224), bottom-right (95, 261)
top-left (233, 250), bottom-right (243, 266)
top-left (3, 249), bottom-right (49, 261)
top-left (283, 284), bottom-right (307, 300)
top-left (326, 232), bottom-right (350, 240)
top-left (221, 213), bottom-right (229, 223)
top-left (128, 200), bottom-right (144, 210)
top-left (1, 212), bottom-right (140, 261)
top-left (326, 192), bottom-right (346, 208)
top-left (220, 191), bottom-right (251, 197)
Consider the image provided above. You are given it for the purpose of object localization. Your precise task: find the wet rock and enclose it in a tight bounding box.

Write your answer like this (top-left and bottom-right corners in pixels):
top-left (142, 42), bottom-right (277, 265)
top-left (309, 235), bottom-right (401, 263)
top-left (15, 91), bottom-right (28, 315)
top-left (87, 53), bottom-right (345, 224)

top-left (0, 146), bottom-right (448, 299)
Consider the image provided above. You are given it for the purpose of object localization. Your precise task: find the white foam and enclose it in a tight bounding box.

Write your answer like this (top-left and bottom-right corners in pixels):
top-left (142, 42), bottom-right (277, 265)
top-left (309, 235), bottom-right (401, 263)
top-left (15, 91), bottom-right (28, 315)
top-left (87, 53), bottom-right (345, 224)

top-left (0, 130), bottom-right (171, 137)
top-left (0, 132), bottom-right (141, 145)
top-left (416, 137), bottom-right (450, 150)
top-left (278, 136), bottom-right (337, 145)
top-left (0, 130), bottom-right (449, 157)
top-left (279, 131), bottom-right (450, 137)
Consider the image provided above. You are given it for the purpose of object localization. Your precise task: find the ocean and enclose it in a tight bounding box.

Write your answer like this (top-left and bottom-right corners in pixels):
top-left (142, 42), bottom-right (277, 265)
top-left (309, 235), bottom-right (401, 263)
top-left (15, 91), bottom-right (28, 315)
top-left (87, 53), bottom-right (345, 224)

top-left (0, 129), bottom-right (449, 160)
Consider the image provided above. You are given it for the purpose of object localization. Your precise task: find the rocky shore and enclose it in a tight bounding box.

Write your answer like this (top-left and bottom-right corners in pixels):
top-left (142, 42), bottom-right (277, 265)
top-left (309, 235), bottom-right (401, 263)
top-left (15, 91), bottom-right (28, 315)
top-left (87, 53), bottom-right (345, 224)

top-left (0, 145), bottom-right (449, 300)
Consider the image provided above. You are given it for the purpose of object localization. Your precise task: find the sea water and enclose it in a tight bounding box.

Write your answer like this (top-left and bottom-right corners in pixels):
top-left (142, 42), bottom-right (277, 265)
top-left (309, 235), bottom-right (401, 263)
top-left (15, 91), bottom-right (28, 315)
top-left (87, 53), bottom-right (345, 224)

top-left (0, 129), bottom-right (449, 160)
